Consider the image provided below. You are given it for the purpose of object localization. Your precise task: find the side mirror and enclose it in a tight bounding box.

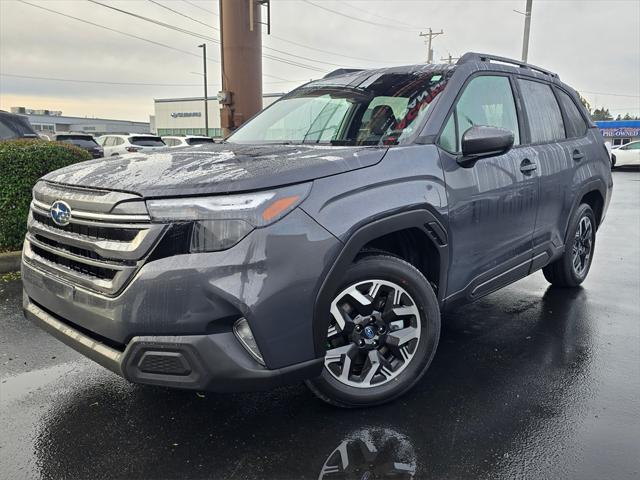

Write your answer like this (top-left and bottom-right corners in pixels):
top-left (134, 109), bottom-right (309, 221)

top-left (459, 126), bottom-right (514, 166)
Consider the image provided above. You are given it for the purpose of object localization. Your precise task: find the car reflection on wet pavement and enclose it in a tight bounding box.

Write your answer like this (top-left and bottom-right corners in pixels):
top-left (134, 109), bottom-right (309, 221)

top-left (1, 170), bottom-right (639, 480)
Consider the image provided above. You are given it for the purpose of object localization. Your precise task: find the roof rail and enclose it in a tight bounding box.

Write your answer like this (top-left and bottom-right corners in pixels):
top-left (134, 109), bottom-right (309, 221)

top-left (457, 52), bottom-right (559, 79)
top-left (323, 68), bottom-right (364, 79)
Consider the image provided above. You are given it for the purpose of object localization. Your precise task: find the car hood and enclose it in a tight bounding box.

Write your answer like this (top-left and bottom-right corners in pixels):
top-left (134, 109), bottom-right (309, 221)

top-left (43, 143), bottom-right (388, 198)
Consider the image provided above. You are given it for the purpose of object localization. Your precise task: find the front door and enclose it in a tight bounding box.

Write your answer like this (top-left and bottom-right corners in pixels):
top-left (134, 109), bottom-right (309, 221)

top-left (437, 74), bottom-right (539, 304)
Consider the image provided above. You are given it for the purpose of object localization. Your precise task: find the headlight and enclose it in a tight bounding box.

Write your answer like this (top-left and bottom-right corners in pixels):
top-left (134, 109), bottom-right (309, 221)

top-left (146, 183), bottom-right (311, 252)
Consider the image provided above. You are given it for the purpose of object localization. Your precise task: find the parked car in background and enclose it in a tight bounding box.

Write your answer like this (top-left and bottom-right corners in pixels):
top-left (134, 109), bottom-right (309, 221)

top-left (54, 133), bottom-right (104, 158)
top-left (21, 53), bottom-right (613, 408)
top-left (162, 135), bottom-right (215, 147)
top-left (611, 140), bottom-right (640, 168)
top-left (0, 110), bottom-right (39, 140)
top-left (96, 134), bottom-right (166, 156)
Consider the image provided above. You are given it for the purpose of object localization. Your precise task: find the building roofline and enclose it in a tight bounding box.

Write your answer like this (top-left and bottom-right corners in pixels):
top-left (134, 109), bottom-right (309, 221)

top-left (18, 112), bottom-right (149, 125)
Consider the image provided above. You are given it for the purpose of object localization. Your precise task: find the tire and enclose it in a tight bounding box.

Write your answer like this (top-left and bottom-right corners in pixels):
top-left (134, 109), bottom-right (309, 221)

top-left (306, 254), bottom-right (440, 408)
top-left (543, 203), bottom-right (596, 287)
top-left (611, 154), bottom-right (616, 170)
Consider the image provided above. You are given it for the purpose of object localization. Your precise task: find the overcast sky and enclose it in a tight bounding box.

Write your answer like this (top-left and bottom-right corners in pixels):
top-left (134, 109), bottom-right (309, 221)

top-left (1, 0), bottom-right (638, 122)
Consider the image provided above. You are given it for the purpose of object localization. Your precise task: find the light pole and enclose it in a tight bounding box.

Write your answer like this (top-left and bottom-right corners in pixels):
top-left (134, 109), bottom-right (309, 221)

top-left (516, 0), bottom-right (533, 63)
top-left (198, 43), bottom-right (209, 136)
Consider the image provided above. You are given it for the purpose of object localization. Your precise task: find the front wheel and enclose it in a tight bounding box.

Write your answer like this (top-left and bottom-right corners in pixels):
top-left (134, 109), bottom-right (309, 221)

top-left (306, 254), bottom-right (440, 407)
top-left (543, 203), bottom-right (596, 287)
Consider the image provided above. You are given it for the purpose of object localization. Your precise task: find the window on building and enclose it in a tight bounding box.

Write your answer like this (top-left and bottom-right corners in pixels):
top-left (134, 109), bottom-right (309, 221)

top-left (556, 89), bottom-right (587, 138)
top-left (518, 79), bottom-right (565, 143)
top-left (438, 75), bottom-right (520, 153)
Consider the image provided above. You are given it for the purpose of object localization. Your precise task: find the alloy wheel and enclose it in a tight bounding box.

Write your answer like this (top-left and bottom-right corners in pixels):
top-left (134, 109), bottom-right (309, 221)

top-left (325, 279), bottom-right (421, 389)
top-left (572, 215), bottom-right (593, 277)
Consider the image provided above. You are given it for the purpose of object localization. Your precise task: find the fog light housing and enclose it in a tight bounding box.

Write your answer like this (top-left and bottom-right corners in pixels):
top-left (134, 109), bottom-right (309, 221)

top-left (233, 318), bottom-right (265, 366)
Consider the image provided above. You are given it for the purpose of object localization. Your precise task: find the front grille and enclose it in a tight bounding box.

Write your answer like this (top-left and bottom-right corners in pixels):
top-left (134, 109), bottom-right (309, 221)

top-left (24, 182), bottom-right (166, 295)
top-left (31, 244), bottom-right (117, 280)
top-left (32, 211), bottom-right (139, 242)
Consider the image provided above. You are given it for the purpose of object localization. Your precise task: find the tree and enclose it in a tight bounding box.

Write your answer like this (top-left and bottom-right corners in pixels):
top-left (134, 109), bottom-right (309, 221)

top-left (578, 94), bottom-right (592, 115)
top-left (591, 107), bottom-right (613, 121)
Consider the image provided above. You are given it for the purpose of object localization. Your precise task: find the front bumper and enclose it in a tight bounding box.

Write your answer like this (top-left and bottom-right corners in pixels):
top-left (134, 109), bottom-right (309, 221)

top-left (22, 207), bottom-right (341, 387)
top-left (24, 296), bottom-right (322, 391)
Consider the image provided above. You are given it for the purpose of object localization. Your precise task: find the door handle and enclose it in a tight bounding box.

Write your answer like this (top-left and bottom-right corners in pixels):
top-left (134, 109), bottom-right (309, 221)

top-left (572, 149), bottom-right (585, 161)
top-left (520, 158), bottom-right (537, 174)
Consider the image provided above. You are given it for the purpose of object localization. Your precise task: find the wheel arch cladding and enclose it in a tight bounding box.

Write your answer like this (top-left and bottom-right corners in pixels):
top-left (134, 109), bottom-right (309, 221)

top-left (312, 209), bottom-right (449, 358)
top-left (581, 189), bottom-right (604, 227)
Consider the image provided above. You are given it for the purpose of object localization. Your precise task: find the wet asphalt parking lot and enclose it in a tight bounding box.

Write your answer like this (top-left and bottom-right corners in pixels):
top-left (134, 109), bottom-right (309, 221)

top-left (1, 169), bottom-right (639, 480)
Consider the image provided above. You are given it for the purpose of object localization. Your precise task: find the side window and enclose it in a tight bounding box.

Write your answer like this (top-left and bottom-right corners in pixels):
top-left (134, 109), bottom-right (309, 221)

top-left (115, 137), bottom-right (125, 146)
top-left (438, 75), bottom-right (520, 153)
top-left (104, 137), bottom-right (115, 146)
top-left (518, 79), bottom-right (565, 143)
top-left (556, 89), bottom-right (588, 138)
top-left (627, 142), bottom-right (640, 150)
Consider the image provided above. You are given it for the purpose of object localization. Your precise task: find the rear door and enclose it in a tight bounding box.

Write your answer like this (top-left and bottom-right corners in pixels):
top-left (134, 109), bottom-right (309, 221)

top-left (438, 74), bottom-right (539, 303)
top-left (515, 79), bottom-right (589, 268)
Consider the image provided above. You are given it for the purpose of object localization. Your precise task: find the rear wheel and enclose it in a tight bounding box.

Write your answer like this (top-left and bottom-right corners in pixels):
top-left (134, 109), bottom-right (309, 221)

top-left (306, 255), bottom-right (440, 407)
top-left (543, 203), bottom-right (596, 287)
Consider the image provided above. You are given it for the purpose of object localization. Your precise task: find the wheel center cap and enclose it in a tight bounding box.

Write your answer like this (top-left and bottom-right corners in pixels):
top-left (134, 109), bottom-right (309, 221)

top-left (362, 325), bottom-right (376, 340)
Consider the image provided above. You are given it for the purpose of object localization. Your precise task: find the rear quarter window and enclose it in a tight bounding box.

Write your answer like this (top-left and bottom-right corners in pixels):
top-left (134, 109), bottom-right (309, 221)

top-left (56, 136), bottom-right (99, 148)
top-left (517, 79), bottom-right (565, 144)
top-left (129, 136), bottom-right (165, 147)
top-left (556, 89), bottom-right (588, 138)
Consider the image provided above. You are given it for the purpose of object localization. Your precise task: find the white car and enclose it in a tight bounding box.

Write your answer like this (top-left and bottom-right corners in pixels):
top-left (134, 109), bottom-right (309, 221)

top-left (162, 135), bottom-right (215, 147)
top-left (611, 141), bottom-right (640, 168)
top-left (96, 134), bottom-right (166, 156)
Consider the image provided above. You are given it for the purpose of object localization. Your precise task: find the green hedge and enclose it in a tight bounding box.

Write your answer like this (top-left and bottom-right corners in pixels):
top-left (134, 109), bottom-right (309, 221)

top-left (0, 139), bottom-right (91, 251)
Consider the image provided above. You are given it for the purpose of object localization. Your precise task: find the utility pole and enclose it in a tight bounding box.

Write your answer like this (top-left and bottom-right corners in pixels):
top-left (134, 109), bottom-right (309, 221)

top-left (218, 0), bottom-right (263, 136)
top-left (440, 54), bottom-right (460, 65)
top-left (419, 28), bottom-right (444, 64)
top-left (519, 0), bottom-right (533, 63)
top-left (198, 43), bottom-right (209, 136)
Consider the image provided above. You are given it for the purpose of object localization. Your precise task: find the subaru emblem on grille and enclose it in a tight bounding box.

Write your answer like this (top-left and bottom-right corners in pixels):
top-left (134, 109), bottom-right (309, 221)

top-left (50, 200), bottom-right (72, 226)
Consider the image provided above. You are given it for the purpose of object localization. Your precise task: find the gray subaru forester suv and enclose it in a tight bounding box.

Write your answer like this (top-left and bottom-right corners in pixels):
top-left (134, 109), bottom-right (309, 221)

top-left (22, 53), bottom-right (612, 407)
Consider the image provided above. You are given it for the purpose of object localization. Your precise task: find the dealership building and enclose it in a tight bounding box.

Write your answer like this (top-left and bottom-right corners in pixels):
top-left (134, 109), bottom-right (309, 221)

top-left (10, 107), bottom-right (150, 137)
top-left (595, 120), bottom-right (640, 146)
top-left (153, 93), bottom-right (283, 138)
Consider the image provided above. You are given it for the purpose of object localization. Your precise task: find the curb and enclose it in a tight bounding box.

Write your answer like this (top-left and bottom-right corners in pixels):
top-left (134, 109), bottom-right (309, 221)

top-left (0, 251), bottom-right (21, 274)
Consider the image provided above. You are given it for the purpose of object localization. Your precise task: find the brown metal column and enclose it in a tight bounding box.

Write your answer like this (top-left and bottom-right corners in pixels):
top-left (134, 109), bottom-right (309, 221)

top-left (219, 0), bottom-right (262, 136)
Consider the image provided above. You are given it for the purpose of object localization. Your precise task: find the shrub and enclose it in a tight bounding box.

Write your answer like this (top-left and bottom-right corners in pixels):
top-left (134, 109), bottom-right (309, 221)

top-left (0, 139), bottom-right (91, 251)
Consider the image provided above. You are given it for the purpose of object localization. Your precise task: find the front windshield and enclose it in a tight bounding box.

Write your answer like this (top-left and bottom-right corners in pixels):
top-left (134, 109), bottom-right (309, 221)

top-left (228, 69), bottom-right (452, 146)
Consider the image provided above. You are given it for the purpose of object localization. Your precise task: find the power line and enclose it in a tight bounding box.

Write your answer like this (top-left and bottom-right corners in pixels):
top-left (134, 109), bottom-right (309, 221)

top-left (89, 0), bottom-right (328, 72)
top-left (580, 91), bottom-right (640, 99)
top-left (16, 0), bottom-right (292, 82)
top-left (148, 0), bottom-right (215, 30)
top-left (17, 0), bottom-right (217, 63)
top-left (301, 0), bottom-right (416, 32)
top-left (1, 72), bottom-right (304, 87)
top-left (0, 73), bottom-right (219, 87)
top-left (152, 0), bottom-right (415, 67)
top-left (88, 0), bottom-right (216, 43)
top-left (182, 0), bottom-right (216, 15)
top-left (340, 1), bottom-right (424, 30)
top-left (146, 0), bottom-right (351, 70)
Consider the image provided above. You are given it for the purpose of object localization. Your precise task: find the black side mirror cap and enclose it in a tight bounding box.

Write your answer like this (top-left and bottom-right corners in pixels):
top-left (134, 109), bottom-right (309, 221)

top-left (458, 125), bottom-right (515, 166)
